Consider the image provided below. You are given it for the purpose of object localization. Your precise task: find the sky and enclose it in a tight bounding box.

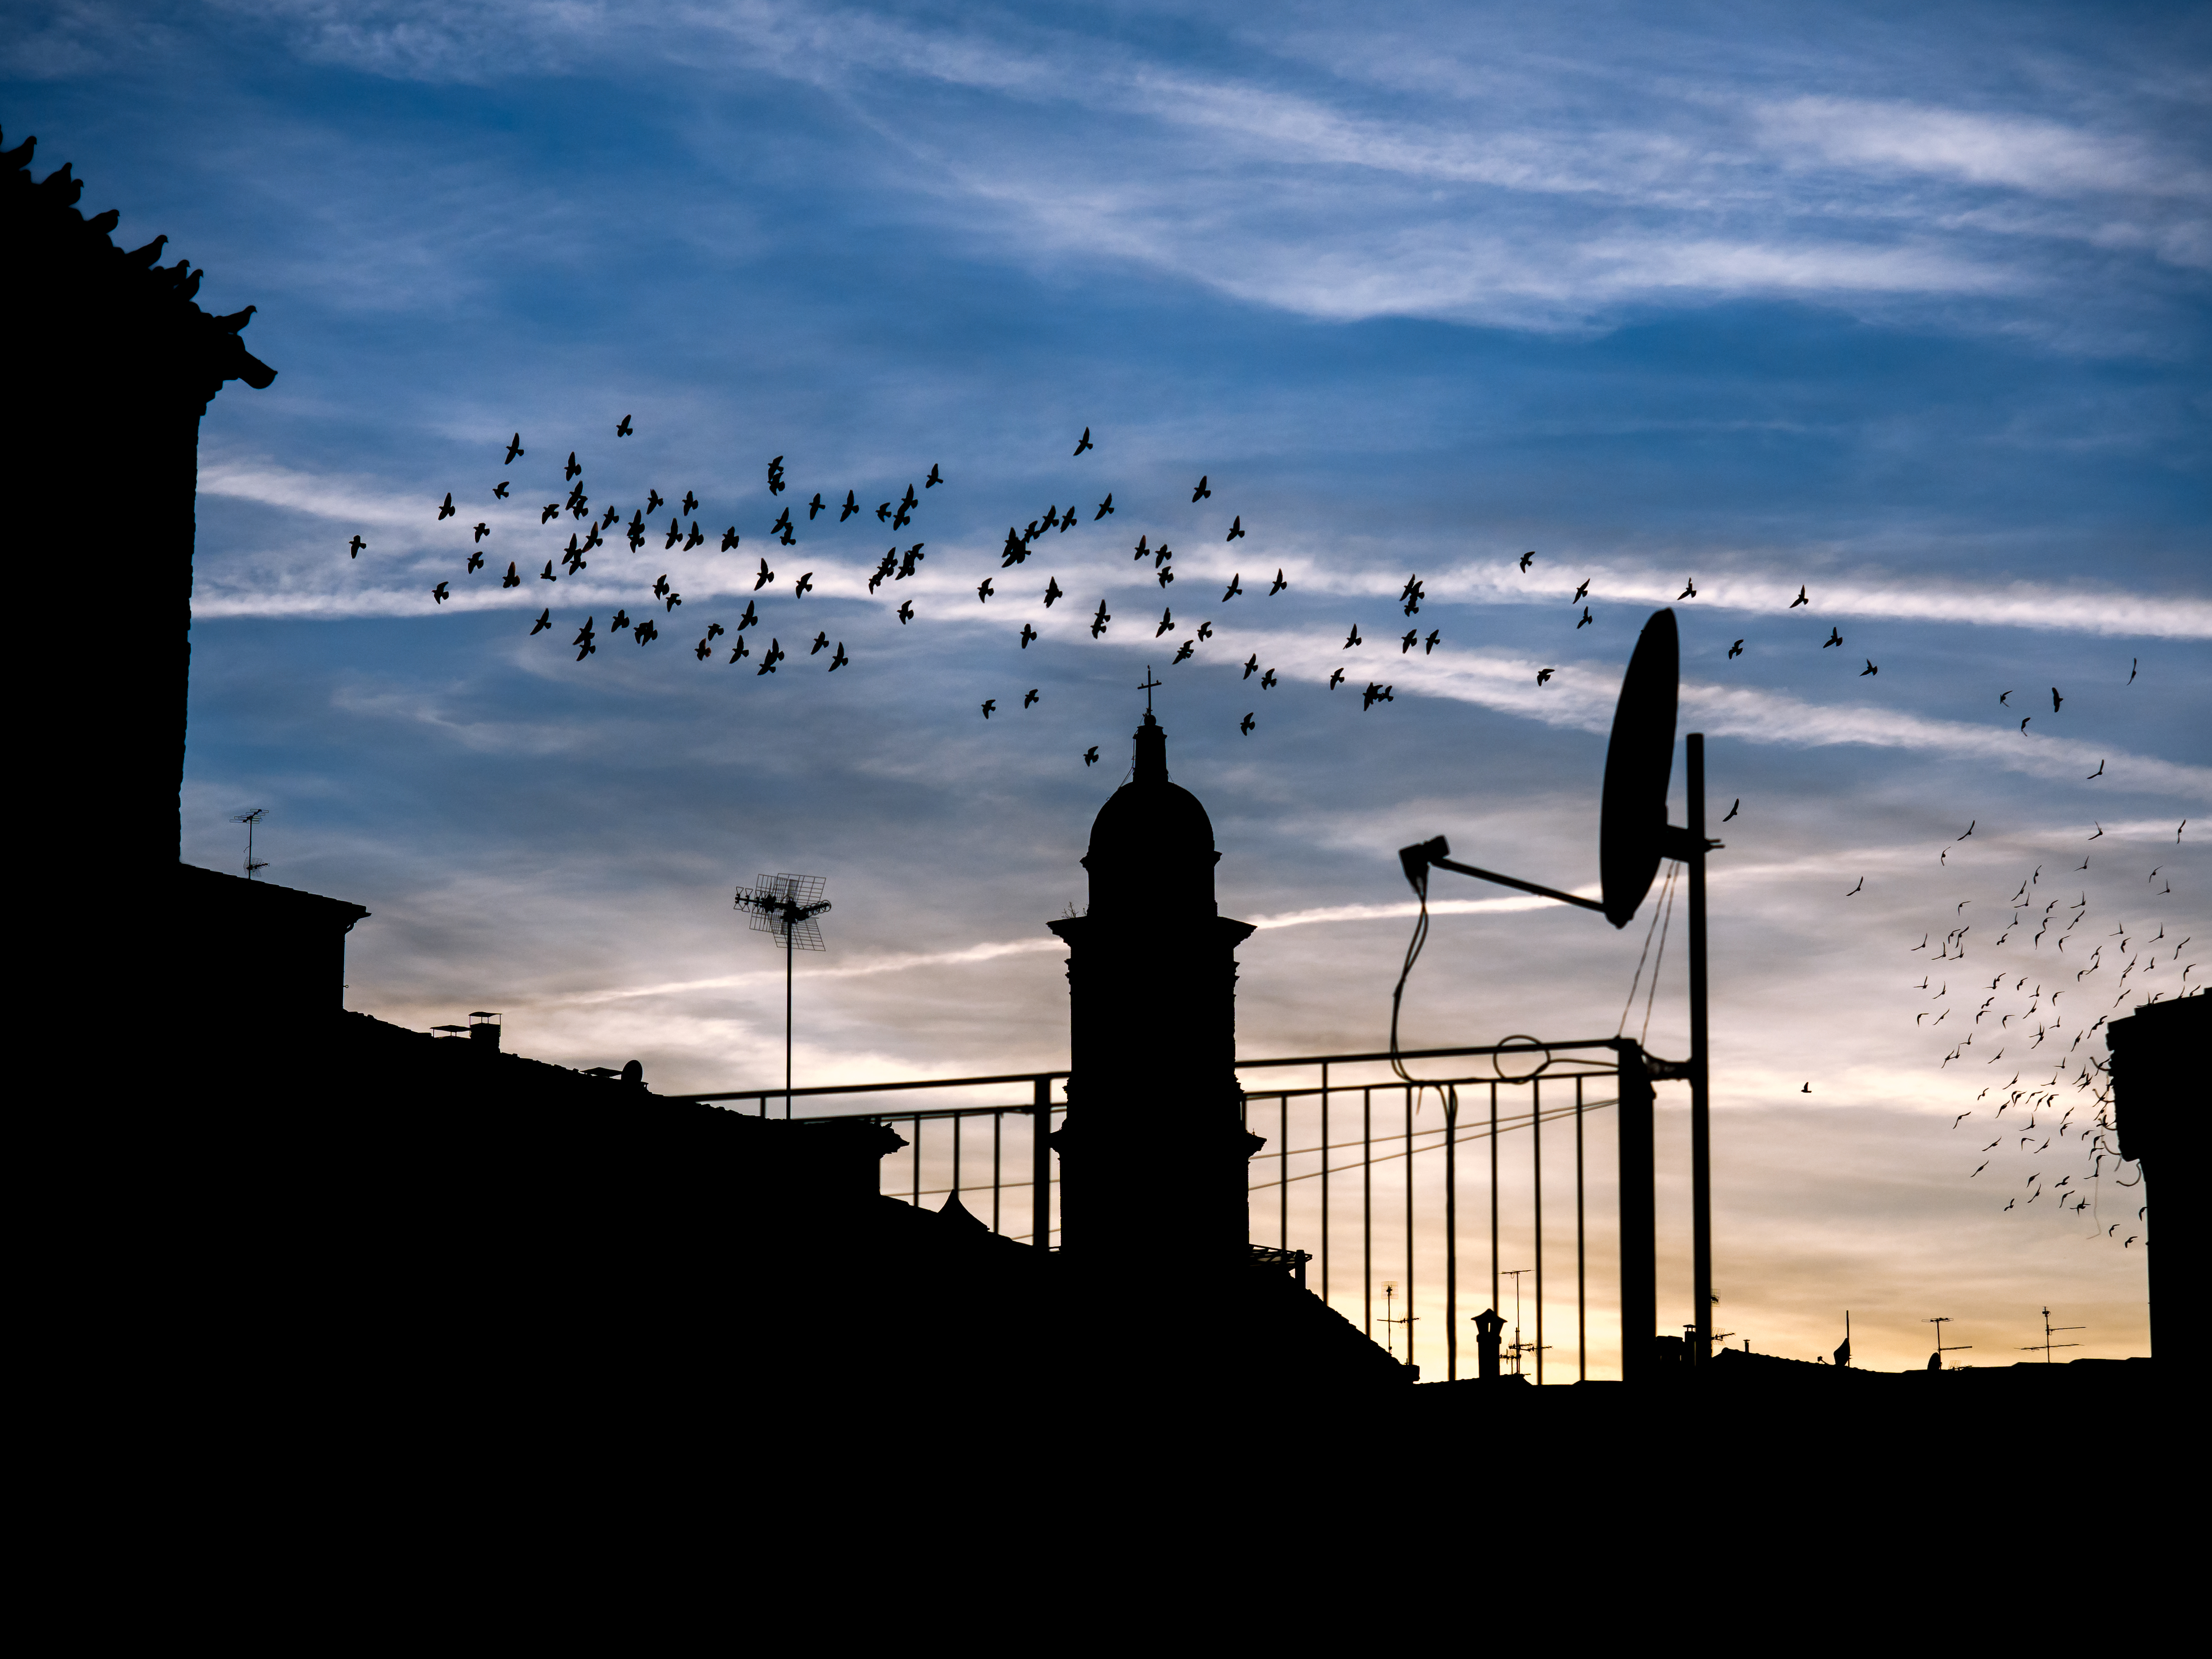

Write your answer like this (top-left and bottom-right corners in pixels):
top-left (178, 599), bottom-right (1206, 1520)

top-left (10, 0), bottom-right (2206, 1376)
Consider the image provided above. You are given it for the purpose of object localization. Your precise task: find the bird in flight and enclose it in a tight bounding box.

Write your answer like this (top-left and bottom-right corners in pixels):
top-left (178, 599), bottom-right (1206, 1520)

top-left (1727, 639), bottom-right (1744, 659)
top-left (980, 699), bottom-right (997, 718)
top-left (795, 571), bottom-right (814, 598)
top-left (1999, 690), bottom-right (2012, 705)
top-left (2086, 759), bottom-right (2104, 780)
top-left (1222, 574), bottom-right (1243, 602)
top-left (680, 490), bottom-right (698, 517)
top-left (1789, 586), bottom-right (1807, 609)
top-left (695, 638), bottom-right (712, 662)
top-left (1361, 682), bottom-right (1393, 709)
top-left (838, 491), bottom-right (859, 523)
top-left (1172, 639), bottom-right (1194, 664)
top-left (2050, 687), bottom-right (2063, 712)
top-left (616, 415), bottom-right (632, 437)
top-left (807, 493), bottom-right (825, 521)
top-left (1269, 570), bottom-right (1288, 595)
top-left (1958, 821), bottom-right (1974, 840)
top-left (1156, 565), bottom-right (1175, 591)
top-left (539, 560), bottom-right (556, 582)
top-left (1242, 653), bottom-right (1260, 680)
top-left (1329, 668), bottom-right (1346, 690)
top-left (573, 618), bottom-right (596, 660)
top-left (493, 481), bottom-right (510, 499)
top-left (438, 492), bottom-right (455, 522)
top-left (1423, 630), bottom-right (1440, 654)
top-left (1577, 607), bottom-right (1593, 629)
top-left (897, 600), bottom-right (915, 624)
top-left (612, 608), bottom-right (630, 631)
top-left (430, 581), bottom-right (450, 606)
top-left (1260, 669), bottom-right (1279, 690)
top-left (1518, 551), bottom-right (1535, 572)
top-left (1001, 529), bottom-right (1030, 568)
top-left (1192, 475), bottom-right (1211, 502)
top-left (2127, 657), bottom-right (2137, 684)
top-left (809, 631), bottom-right (830, 655)
top-left (2021, 716), bottom-right (2031, 732)
top-left (766, 457), bottom-right (785, 496)
top-left (1571, 579), bottom-right (1590, 603)
top-left (501, 562), bottom-right (520, 589)
top-left (1084, 746), bottom-right (1099, 767)
top-left (1024, 688), bottom-right (1041, 709)
top-left (648, 490), bottom-right (665, 516)
top-left (1090, 601), bottom-right (1111, 638)
top-left (720, 526), bottom-right (741, 551)
top-left (1818, 627), bottom-right (1843, 649)
top-left (1020, 623), bottom-right (1039, 648)
top-left (1095, 495), bottom-right (1114, 519)
top-left (1239, 712), bottom-right (1256, 735)
top-left (754, 559), bottom-right (774, 591)
top-left (926, 464), bottom-right (943, 488)
top-left (2088, 822), bottom-right (2103, 840)
top-left (880, 502), bottom-right (895, 524)
top-left (1397, 629), bottom-right (1417, 653)
top-left (1159, 610), bottom-right (1178, 639)
top-left (529, 607), bottom-right (550, 635)
top-left (1044, 577), bottom-right (1064, 608)
top-left (1861, 659), bottom-right (1878, 676)
top-left (466, 549), bottom-right (484, 575)
top-left (737, 600), bottom-right (758, 631)
top-left (1847, 877), bottom-right (1863, 895)
top-left (977, 579), bottom-right (995, 603)
top-left (1344, 624), bottom-right (1362, 648)
top-left (1225, 516), bottom-right (1245, 541)
top-left (348, 535), bottom-right (365, 558)
top-left (560, 451), bottom-right (580, 482)
top-left (1073, 429), bottom-right (1093, 456)
top-left (1536, 668), bottom-right (1554, 686)
top-left (1801, 1083), bottom-right (1811, 1094)
top-left (505, 433), bottom-right (526, 464)
top-left (1198, 621), bottom-right (1214, 642)
top-left (1723, 798), bottom-right (1739, 822)
top-left (1678, 578), bottom-right (1697, 600)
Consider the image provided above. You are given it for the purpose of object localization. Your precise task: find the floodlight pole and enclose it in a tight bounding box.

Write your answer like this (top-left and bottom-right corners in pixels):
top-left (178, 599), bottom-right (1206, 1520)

top-left (1687, 732), bottom-right (1712, 1365)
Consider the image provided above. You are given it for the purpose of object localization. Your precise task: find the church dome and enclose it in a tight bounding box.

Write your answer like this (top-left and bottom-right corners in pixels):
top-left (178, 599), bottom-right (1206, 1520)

top-left (1082, 710), bottom-right (1219, 917)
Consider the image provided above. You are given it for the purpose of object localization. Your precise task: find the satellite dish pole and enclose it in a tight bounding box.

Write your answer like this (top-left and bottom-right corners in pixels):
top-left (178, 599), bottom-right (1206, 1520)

top-left (734, 873), bottom-right (831, 1117)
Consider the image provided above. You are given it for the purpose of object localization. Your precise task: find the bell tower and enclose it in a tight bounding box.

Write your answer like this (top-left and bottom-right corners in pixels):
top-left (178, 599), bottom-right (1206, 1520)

top-left (1048, 702), bottom-right (1263, 1268)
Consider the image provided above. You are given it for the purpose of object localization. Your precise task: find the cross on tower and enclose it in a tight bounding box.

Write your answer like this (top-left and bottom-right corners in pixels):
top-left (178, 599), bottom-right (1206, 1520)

top-left (1139, 667), bottom-right (1162, 712)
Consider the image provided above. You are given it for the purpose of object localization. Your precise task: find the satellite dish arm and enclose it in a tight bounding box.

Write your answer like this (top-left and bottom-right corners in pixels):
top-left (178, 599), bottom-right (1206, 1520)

top-left (1399, 836), bottom-right (1607, 915)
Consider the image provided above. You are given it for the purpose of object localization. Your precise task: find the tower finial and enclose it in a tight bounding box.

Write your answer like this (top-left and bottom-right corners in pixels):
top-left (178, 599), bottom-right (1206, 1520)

top-left (1139, 666), bottom-right (1161, 715)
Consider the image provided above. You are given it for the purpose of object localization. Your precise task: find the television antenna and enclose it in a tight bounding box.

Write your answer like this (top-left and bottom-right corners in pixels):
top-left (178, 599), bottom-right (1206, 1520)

top-left (734, 872), bottom-right (831, 1117)
top-left (1926, 1315), bottom-right (1972, 1370)
top-left (1379, 1282), bottom-right (1416, 1360)
top-left (2021, 1307), bottom-right (2084, 1363)
top-left (235, 808), bottom-right (269, 879)
top-left (1398, 609), bottom-right (1725, 1360)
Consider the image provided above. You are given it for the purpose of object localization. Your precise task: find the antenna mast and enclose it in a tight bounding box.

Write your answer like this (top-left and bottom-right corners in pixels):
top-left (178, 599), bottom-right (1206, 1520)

top-left (235, 808), bottom-right (268, 880)
top-left (734, 873), bottom-right (831, 1117)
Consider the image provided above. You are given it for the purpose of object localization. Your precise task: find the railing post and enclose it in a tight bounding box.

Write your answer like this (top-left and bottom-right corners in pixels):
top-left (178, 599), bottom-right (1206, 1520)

top-left (1489, 1081), bottom-right (1500, 1317)
top-left (1445, 1088), bottom-right (1458, 1382)
top-left (1404, 1085), bottom-right (1415, 1373)
top-left (1576, 1075), bottom-right (1587, 1382)
top-left (1032, 1075), bottom-right (1052, 1252)
top-left (992, 1110), bottom-right (1002, 1234)
top-left (1363, 1088), bottom-right (1372, 1337)
top-left (1534, 1076), bottom-right (1543, 1387)
top-left (1279, 1094), bottom-right (1289, 1252)
top-left (1616, 1041), bottom-right (1656, 1384)
top-left (1320, 1063), bottom-right (1330, 1309)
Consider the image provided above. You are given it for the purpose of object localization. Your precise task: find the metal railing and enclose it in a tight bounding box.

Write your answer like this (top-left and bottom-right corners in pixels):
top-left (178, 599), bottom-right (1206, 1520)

top-left (668, 1039), bottom-right (1640, 1383)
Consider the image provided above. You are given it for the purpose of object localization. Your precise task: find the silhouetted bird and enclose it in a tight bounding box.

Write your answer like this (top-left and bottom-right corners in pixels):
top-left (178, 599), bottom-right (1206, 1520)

top-left (467, 550), bottom-right (484, 574)
top-left (1329, 668), bottom-right (1346, 690)
top-left (706, 622), bottom-right (725, 641)
top-left (721, 526), bottom-right (741, 551)
top-left (1344, 624), bottom-right (1362, 648)
top-left (1095, 495), bottom-right (1114, 519)
top-left (1723, 798), bottom-right (1739, 822)
top-left (1260, 669), bottom-right (1277, 690)
top-left (506, 433), bottom-right (526, 464)
top-left (612, 609), bottom-right (631, 631)
top-left (582, 524), bottom-right (603, 552)
top-left (766, 457), bottom-right (784, 496)
top-left (493, 482), bottom-right (510, 499)
top-left (1999, 690), bottom-right (2012, 705)
top-left (1172, 639), bottom-right (1194, 664)
top-left (432, 582), bottom-right (450, 604)
top-left (1801, 1082), bottom-right (1811, 1094)
top-left (2128, 657), bottom-right (2137, 684)
top-left (349, 535), bottom-right (365, 558)
top-left (664, 589), bottom-right (682, 612)
top-left (654, 574), bottom-right (672, 601)
top-left (1226, 516), bottom-right (1245, 542)
top-left (1861, 659), bottom-right (1878, 676)
top-left (1727, 639), bottom-right (1744, 658)
top-left (1090, 601), bottom-right (1111, 638)
top-left (1073, 428), bottom-right (1093, 456)
top-left (770, 507), bottom-right (792, 539)
top-left (795, 571), bottom-right (814, 598)
top-left (695, 638), bottom-right (712, 661)
top-left (1847, 877), bottom-right (1863, 895)
top-left (810, 631), bottom-right (829, 654)
top-left (2021, 716), bottom-right (2031, 732)
top-left (1679, 578), bottom-right (1697, 600)
top-left (647, 490), bottom-right (664, 515)
top-left (727, 635), bottom-right (749, 664)
top-left (808, 492), bottom-right (824, 521)
top-left (978, 578), bottom-right (995, 602)
top-left (1269, 569), bottom-right (1288, 595)
top-left (756, 636), bottom-right (784, 672)
top-left (1039, 506), bottom-right (1059, 531)
top-left (1024, 688), bottom-right (1041, 708)
top-left (1577, 607), bottom-right (1593, 628)
top-left (1084, 746), bottom-right (1100, 766)
top-left (893, 499), bottom-right (913, 531)
top-left (1133, 535), bottom-right (1150, 562)
top-left (737, 600), bottom-right (758, 631)
top-left (539, 560), bottom-right (555, 581)
top-left (574, 618), bottom-right (596, 659)
top-left (540, 502), bottom-right (560, 525)
top-left (1362, 682), bottom-right (1393, 709)
top-left (502, 562), bottom-right (520, 588)
top-left (899, 543), bottom-right (925, 578)
top-left (1021, 623), bottom-right (1038, 648)
top-left (1240, 711), bottom-right (1255, 734)
top-left (1198, 620), bottom-right (1214, 641)
top-left (617, 415), bottom-right (632, 437)
top-left (2086, 759), bottom-right (2104, 780)
top-left (897, 600), bottom-right (915, 623)
top-left (1045, 577), bottom-right (1064, 608)
top-left (1002, 528), bottom-right (1029, 568)
top-left (1157, 567), bottom-right (1176, 590)
top-left (2051, 687), bottom-right (2063, 712)
top-left (1191, 475), bottom-right (1213, 502)
top-left (927, 464), bottom-right (943, 487)
top-left (439, 493), bottom-right (455, 521)
top-left (561, 450), bottom-right (580, 481)
top-left (1790, 586), bottom-right (1808, 608)
top-left (755, 559), bottom-right (774, 591)
top-left (829, 641), bottom-right (848, 670)
top-left (1159, 609), bottom-right (1177, 638)
top-left (836, 491), bottom-right (858, 523)
top-left (1518, 551), bottom-right (1535, 572)
top-left (1401, 629), bottom-right (1418, 653)
top-left (981, 699), bottom-right (997, 718)
top-left (530, 608), bottom-right (550, 635)
top-left (1536, 668), bottom-right (1554, 685)
top-left (1823, 627), bottom-right (1843, 648)
top-left (1242, 653), bottom-right (1259, 680)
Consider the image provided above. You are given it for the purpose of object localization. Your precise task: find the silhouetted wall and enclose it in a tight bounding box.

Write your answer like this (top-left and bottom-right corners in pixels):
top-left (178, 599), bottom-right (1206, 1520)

top-left (2106, 994), bottom-right (2203, 1368)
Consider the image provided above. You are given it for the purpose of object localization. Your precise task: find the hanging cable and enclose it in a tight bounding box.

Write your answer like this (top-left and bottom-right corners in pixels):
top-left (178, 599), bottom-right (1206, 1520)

top-left (1616, 863), bottom-right (1672, 1037)
top-left (1387, 862), bottom-right (1458, 1118)
top-left (1641, 862), bottom-right (1681, 1048)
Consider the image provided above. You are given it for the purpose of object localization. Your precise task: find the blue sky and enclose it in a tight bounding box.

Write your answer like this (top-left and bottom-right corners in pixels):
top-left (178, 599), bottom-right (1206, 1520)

top-left (11, 0), bottom-right (2205, 1372)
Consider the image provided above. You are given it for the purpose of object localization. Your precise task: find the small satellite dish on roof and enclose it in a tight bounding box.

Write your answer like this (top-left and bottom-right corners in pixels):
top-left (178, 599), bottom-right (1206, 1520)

top-left (1599, 608), bottom-right (1680, 929)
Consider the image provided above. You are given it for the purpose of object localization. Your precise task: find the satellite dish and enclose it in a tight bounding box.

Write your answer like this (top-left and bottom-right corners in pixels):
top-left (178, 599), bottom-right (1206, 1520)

top-left (1599, 608), bottom-right (1679, 928)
